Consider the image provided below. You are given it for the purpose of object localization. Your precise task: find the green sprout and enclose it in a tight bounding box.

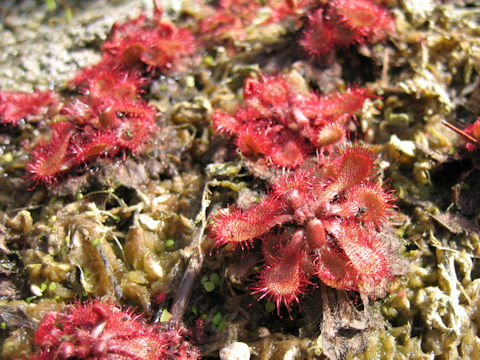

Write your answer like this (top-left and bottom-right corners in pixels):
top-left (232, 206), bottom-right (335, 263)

top-left (265, 301), bottom-right (275, 313)
top-left (40, 283), bottom-right (48, 293)
top-left (159, 309), bottom-right (173, 322)
top-left (201, 273), bottom-right (221, 292)
top-left (212, 312), bottom-right (227, 331)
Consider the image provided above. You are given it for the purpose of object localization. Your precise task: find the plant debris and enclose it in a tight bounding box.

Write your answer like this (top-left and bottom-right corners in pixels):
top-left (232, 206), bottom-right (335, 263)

top-left (1, 0), bottom-right (480, 359)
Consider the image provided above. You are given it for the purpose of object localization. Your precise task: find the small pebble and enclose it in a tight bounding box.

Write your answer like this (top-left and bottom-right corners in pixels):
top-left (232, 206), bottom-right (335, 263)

top-left (219, 342), bottom-right (251, 360)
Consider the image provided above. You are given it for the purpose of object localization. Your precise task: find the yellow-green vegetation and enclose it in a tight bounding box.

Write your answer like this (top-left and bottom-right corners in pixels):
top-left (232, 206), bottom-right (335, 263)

top-left (1, 1), bottom-right (480, 359)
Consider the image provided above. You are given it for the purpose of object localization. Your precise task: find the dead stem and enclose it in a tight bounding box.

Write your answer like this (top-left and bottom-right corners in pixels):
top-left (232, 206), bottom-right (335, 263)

top-left (162, 181), bottom-right (211, 323)
top-left (442, 120), bottom-right (480, 147)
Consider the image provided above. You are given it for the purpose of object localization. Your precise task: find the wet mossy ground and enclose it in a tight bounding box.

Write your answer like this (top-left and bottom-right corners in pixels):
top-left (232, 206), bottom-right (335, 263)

top-left (1, 0), bottom-right (480, 359)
